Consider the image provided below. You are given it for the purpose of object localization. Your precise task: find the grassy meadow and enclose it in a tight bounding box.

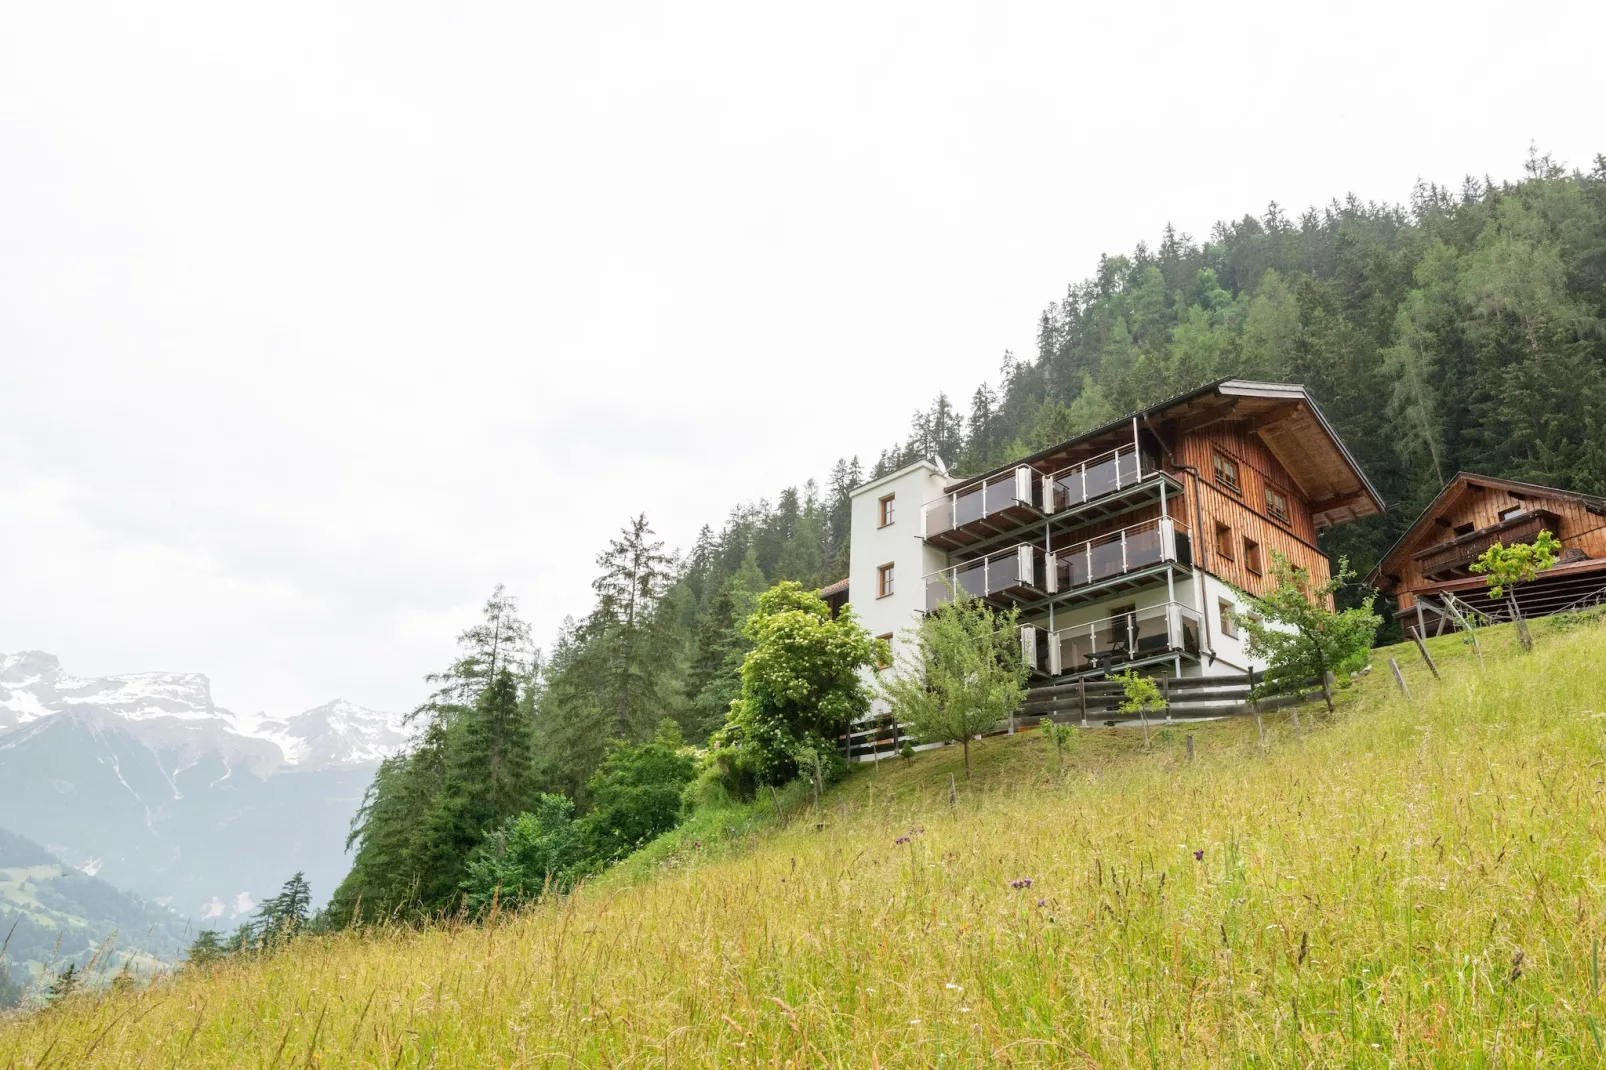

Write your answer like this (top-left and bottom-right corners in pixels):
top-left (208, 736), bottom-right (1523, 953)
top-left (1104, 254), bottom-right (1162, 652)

top-left (5, 615), bottom-right (1606, 1066)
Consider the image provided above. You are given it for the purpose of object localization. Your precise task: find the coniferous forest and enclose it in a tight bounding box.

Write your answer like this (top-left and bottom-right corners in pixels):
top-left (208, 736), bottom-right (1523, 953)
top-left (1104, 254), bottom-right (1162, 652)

top-left (327, 152), bottom-right (1606, 921)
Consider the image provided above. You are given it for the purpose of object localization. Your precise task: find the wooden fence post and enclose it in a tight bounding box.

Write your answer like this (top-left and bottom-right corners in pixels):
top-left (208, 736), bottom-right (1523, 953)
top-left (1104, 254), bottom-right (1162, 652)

top-left (1249, 666), bottom-right (1265, 748)
top-left (1078, 678), bottom-right (1087, 728)
top-left (1408, 628), bottom-right (1441, 680)
top-left (1186, 734), bottom-right (1195, 763)
top-left (770, 783), bottom-right (784, 824)
top-left (1388, 657), bottom-right (1411, 700)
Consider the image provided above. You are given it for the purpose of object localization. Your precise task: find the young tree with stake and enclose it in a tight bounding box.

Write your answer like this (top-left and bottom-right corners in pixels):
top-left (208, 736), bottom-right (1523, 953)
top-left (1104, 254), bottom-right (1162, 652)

top-left (1241, 553), bottom-right (1380, 714)
top-left (1470, 530), bottom-right (1560, 651)
top-left (879, 594), bottom-right (1027, 780)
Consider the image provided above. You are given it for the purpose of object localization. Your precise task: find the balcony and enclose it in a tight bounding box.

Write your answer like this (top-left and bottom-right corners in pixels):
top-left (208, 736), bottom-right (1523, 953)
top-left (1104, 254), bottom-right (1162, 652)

top-left (1414, 510), bottom-right (1559, 579)
top-left (923, 518), bottom-right (1191, 615)
top-left (923, 466), bottom-right (1041, 551)
top-left (1046, 444), bottom-right (1158, 512)
top-left (1022, 602), bottom-right (1204, 678)
top-left (1052, 517), bottom-right (1189, 594)
top-left (924, 543), bottom-right (1049, 612)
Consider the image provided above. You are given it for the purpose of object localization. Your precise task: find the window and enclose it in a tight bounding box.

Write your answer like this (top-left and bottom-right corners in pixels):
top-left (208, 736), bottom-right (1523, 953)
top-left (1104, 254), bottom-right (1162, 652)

top-left (876, 632), bottom-right (894, 669)
top-left (1265, 486), bottom-right (1291, 524)
top-left (1243, 537), bottom-right (1263, 575)
top-left (1453, 522), bottom-right (1475, 537)
top-left (1213, 451), bottom-right (1241, 493)
top-left (1219, 599), bottom-right (1238, 639)
top-left (1498, 505), bottom-right (1523, 522)
top-left (879, 493), bottom-right (896, 527)
top-left (877, 563), bottom-right (895, 598)
top-left (1215, 522), bottom-right (1234, 560)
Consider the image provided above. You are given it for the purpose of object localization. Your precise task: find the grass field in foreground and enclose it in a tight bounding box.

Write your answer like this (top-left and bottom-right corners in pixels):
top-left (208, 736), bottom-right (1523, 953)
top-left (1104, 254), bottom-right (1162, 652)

top-left (5, 617), bottom-right (1606, 1067)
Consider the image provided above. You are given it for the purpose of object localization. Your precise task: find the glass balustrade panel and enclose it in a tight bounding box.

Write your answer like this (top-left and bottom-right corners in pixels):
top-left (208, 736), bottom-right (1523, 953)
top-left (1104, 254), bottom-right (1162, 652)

top-left (955, 559), bottom-right (989, 599)
top-left (954, 485), bottom-right (985, 526)
top-left (1053, 472), bottom-right (1084, 511)
top-left (983, 475), bottom-right (1016, 518)
top-left (1125, 525), bottom-right (1164, 570)
top-left (985, 552), bottom-right (1021, 595)
top-left (924, 499), bottom-right (953, 538)
top-left (1088, 537), bottom-right (1124, 581)
top-left (1083, 455), bottom-right (1119, 499)
top-left (925, 575), bottom-right (954, 613)
top-left (1115, 448), bottom-right (1140, 486)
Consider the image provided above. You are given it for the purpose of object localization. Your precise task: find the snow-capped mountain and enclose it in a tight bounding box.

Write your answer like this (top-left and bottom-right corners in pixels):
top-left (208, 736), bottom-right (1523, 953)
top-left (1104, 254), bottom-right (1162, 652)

top-left (0, 650), bottom-right (407, 769)
top-left (0, 650), bottom-right (411, 920)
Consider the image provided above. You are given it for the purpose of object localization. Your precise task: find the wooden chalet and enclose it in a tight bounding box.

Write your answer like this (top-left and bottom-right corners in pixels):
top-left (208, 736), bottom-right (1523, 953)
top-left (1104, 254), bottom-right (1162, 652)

top-left (904, 379), bottom-right (1383, 680)
top-left (1366, 473), bottom-right (1606, 633)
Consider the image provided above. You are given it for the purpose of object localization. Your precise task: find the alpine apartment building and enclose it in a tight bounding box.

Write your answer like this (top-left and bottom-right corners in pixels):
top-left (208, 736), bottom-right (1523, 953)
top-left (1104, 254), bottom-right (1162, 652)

top-left (831, 379), bottom-right (1383, 683)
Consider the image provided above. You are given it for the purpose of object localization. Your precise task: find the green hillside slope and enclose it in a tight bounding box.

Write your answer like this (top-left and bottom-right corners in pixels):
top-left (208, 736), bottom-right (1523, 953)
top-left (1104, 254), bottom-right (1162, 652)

top-left (3, 614), bottom-right (1604, 1064)
top-left (0, 829), bottom-right (191, 1006)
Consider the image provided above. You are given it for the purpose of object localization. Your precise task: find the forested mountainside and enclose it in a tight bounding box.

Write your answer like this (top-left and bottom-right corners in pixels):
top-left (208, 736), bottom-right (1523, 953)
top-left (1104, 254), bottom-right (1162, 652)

top-left (0, 828), bottom-right (190, 1007)
top-left (870, 151), bottom-right (1606, 590)
top-left (330, 153), bottom-right (1606, 921)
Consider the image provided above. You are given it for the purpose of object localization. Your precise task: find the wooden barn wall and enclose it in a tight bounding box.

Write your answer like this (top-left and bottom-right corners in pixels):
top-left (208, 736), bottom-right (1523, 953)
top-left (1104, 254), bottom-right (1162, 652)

top-left (1171, 424), bottom-right (1331, 599)
top-left (1392, 485), bottom-right (1606, 603)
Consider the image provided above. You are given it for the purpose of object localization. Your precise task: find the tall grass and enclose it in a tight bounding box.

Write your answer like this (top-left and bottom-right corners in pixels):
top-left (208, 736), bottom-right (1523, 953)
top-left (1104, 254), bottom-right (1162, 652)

top-left (5, 620), bottom-right (1606, 1067)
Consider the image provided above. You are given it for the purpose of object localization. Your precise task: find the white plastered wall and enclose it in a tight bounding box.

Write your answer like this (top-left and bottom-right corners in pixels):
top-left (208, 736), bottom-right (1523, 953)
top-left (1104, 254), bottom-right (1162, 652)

top-left (846, 460), bottom-right (950, 660)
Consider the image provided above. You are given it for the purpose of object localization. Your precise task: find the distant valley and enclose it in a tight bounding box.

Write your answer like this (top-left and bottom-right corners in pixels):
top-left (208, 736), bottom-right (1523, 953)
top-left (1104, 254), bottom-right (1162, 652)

top-left (0, 651), bottom-right (407, 928)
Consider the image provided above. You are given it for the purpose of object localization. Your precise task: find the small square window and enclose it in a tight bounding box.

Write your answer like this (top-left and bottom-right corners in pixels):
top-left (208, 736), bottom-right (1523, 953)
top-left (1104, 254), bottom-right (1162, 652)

top-left (1244, 538), bottom-right (1263, 575)
top-left (1453, 522), bottom-right (1475, 537)
top-left (877, 563), bottom-right (895, 598)
top-left (1215, 522), bottom-right (1234, 560)
top-left (1265, 486), bottom-right (1291, 524)
top-left (1498, 505), bottom-right (1522, 521)
top-left (1219, 599), bottom-right (1238, 639)
top-left (879, 494), bottom-right (896, 527)
top-left (1213, 452), bottom-right (1241, 493)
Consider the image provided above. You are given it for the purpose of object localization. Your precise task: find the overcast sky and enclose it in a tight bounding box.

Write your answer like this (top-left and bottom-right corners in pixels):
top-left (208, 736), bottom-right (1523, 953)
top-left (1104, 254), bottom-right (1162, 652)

top-left (1, 1), bottom-right (1600, 717)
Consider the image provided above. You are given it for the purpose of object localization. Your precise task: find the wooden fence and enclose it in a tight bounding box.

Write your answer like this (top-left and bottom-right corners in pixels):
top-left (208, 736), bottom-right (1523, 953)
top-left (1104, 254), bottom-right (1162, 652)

top-left (844, 670), bottom-right (1321, 762)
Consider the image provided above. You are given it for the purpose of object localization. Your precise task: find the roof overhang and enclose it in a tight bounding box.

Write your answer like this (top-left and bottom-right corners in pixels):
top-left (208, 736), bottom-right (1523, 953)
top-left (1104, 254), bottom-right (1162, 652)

top-left (943, 379), bottom-right (1383, 530)
top-left (1366, 472), bottom-right (1606, 589)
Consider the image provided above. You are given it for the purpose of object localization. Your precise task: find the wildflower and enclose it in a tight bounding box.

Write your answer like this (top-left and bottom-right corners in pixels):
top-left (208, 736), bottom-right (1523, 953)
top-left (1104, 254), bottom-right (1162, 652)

top-left (945, 982), bottom-right (962, 991)
top-left (1193, 849), bottom-right (1204, 861)
top-left (895, 836), bottom-right (910, 846)
top-left (1008, 877), bottom-right (1034, 889)
top-left (1036, 898), bottom-right (1046, 908)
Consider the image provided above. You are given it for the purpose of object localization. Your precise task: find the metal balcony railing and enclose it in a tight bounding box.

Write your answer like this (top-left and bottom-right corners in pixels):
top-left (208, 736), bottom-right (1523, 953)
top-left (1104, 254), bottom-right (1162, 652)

top-left (923, 517), bottom-right (1188, 614)
top-left (922, 467), bottom-right (1038, 542)
top-left (923, 543), bottom-right (1049, 612)
top-left (1021, 601), bottom-right (1204, 677)
top-left (1046, 445), bottom-right (1158, 513)
top-left (1052, 517), bottom-right (1187, 593)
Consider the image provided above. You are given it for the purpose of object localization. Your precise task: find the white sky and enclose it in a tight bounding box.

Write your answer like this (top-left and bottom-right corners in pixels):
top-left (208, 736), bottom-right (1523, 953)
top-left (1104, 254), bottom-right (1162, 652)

top-left (2, 1), bottom-right (1601, 718)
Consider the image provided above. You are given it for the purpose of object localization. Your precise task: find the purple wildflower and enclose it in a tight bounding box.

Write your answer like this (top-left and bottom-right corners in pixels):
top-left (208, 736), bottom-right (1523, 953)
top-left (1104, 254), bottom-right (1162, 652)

top-left (1193, 849), bottom-right (1204, 861)
top-left (1008, 877), bottom-right (1034, 890)
top-left (895, 836), bottom-right (911, 846)
top-left (1036, 898), bottom-right (1046, 908)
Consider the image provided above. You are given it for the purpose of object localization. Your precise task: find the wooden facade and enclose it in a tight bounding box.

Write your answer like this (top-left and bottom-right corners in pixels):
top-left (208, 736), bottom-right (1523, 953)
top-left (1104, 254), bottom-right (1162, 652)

top-left (931, 379), bottom-right (1382, 607)
top-left (1167, 422), bottom-right (1329, 599)
top-left (1368, 474), bottom-right (1606, 615)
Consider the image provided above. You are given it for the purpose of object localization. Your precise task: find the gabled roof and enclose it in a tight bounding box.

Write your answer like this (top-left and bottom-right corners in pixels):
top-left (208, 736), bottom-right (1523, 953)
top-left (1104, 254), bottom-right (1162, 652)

top-left (1366, 472), bottom-right (1606, 588)
top-left (818, 577), bottom-right (850, 598)
top-left (947, 378), bottom-right (1383, 530)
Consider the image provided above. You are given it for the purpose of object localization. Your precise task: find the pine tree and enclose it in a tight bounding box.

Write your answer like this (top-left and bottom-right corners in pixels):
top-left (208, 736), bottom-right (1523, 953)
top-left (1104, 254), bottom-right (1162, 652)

top-left (185, 930), bottom-right (226, 968)
top-left (45, 962), bottom-right (79, 1003)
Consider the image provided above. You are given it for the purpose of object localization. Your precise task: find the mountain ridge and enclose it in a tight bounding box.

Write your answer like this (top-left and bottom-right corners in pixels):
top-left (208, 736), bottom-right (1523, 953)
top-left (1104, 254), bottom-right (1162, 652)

top-left (0, 650), bottom-right (409, 919)
top-left (0, 650), bottom-right (407, 771)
